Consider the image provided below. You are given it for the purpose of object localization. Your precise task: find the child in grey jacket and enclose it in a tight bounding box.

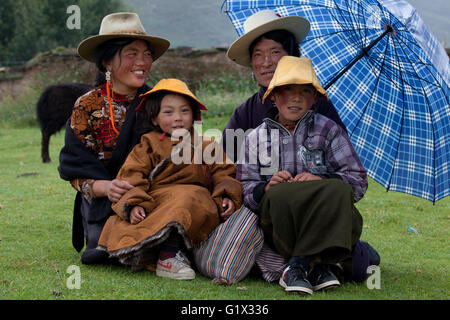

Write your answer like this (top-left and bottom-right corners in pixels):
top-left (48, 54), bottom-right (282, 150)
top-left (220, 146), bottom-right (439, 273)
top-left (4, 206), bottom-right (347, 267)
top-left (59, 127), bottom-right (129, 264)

top-left (237, 56), bottom-right (368, 295)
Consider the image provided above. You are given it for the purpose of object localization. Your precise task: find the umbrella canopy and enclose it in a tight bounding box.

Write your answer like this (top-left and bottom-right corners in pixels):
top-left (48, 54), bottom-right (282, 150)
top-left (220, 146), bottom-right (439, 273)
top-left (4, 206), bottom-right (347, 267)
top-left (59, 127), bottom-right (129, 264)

top-left (223, 0), bottom-right (450, 202)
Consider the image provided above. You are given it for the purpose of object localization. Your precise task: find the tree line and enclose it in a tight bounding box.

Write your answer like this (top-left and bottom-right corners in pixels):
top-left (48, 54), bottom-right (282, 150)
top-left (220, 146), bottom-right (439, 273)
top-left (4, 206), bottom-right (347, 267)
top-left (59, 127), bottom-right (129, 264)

top-left (0, 0), bottom-right (126, 65)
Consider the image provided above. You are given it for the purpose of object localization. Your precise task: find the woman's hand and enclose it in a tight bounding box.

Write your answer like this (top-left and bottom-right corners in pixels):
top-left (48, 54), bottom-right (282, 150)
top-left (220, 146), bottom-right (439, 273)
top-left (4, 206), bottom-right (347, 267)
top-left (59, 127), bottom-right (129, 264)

top-left (292, 172), bottom-right (322, 182)
top-left (264, 170), bottom-right (293, 192)
top-left (130, 206), bottom-right (146, 225)
top-left (220, 197), bottom-right (236, 221)
top-left (92, 179), bottom-right (134, 202)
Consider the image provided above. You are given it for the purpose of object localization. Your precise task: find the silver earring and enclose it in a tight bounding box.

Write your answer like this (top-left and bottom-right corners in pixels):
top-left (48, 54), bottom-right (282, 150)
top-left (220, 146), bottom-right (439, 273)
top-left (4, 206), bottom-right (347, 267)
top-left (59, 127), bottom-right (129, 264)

top-left (105, 71), bottom-right (111, 82)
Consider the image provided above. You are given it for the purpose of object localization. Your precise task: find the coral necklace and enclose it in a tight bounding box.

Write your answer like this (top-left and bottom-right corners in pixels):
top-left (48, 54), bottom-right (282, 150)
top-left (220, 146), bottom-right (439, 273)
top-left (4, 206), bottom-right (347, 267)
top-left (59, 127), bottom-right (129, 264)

top-left (105, 72), bottom-right (120, 135)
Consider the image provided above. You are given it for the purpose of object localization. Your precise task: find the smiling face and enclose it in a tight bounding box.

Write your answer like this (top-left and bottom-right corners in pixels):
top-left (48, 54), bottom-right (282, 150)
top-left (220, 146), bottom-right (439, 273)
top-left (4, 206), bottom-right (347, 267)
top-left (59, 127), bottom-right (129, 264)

top-left (271, 84), bottom-right (318, 123)
top-left (251, 38), bottom-right (288, 88)
top-left (105, 39), bottom-right (153, 95)
top-left (152, 93), bottom-right (194, 135)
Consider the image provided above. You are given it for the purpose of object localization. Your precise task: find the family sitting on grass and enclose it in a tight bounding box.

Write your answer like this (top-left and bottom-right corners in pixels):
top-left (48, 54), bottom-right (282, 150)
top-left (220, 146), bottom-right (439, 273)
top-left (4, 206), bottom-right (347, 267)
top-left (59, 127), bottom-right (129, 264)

top-left (59, 11), bottom-right (380, 295)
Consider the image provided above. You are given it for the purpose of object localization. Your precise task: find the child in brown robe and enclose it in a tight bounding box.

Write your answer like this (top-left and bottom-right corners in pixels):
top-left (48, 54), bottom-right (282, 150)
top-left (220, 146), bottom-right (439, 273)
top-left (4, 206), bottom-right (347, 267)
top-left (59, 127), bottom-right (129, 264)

top-left (98, 79), bottom-right (242, 280)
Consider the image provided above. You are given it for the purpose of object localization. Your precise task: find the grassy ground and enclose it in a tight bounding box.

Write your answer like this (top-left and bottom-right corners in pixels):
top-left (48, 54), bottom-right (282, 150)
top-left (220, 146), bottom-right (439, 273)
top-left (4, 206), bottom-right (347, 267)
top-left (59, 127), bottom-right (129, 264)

top-left (0, 125), bottom-right (448, 301)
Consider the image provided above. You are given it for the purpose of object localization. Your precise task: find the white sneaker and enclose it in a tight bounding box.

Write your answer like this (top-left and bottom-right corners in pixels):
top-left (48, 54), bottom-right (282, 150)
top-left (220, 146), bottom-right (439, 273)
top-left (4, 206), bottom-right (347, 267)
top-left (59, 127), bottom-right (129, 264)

top-left (156, 251), bottom-right (195, 280)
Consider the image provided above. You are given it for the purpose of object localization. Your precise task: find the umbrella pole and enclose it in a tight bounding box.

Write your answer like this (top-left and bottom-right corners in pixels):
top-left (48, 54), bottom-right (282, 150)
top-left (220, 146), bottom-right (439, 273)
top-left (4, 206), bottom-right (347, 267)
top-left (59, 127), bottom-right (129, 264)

top-left (324, 25), bottom-right (393, 90)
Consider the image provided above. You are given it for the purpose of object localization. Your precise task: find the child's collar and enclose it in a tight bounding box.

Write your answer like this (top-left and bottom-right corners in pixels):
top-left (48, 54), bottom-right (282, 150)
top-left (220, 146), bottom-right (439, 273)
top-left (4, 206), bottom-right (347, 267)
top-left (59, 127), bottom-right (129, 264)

top-left (158, 127), bottom-right (196, 141)
top-left (276, 115), bottom-right (298, 133)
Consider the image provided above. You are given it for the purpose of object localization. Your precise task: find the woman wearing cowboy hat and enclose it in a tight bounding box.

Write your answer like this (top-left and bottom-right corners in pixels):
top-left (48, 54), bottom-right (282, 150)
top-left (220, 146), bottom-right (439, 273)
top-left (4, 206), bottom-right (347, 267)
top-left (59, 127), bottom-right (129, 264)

top-left (58, 12), bottom-right (170, 265)
top-left (194, 10), bottom-right (379, 286)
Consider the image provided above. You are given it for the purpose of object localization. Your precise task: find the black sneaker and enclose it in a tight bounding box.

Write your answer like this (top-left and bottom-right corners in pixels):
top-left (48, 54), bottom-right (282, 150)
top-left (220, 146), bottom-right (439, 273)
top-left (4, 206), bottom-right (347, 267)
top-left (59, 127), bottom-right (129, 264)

top-left (308, 264), bottom-right (341, 291)
top-left (279, 265), bottom-right (313, 295)
top-left (81, 248), bottom-right (109, 265)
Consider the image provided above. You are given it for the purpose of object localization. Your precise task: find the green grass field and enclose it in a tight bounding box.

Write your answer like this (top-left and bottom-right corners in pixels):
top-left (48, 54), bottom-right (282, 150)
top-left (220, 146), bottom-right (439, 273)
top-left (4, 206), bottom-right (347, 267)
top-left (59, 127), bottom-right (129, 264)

top-left (0, 125), bottom-right (448, 301)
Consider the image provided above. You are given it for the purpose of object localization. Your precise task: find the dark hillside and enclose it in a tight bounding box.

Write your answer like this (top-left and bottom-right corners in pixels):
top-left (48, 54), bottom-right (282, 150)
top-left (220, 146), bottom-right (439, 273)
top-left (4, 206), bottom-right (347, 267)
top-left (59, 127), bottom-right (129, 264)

top-left (0, 47), bottom-right (250, 101)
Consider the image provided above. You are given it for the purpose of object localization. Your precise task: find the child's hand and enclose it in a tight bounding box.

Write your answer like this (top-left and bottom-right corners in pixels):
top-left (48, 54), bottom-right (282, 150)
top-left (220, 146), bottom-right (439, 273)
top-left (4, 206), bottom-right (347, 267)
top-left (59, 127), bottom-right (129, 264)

top-left (130, 206), bottom-right (146, 225)
top-left (264, 170), bottom-right (293, 192)
top-left (292, 172), bottom-right (322, 182)
top-left (220, 197), bottom-right (235, 221)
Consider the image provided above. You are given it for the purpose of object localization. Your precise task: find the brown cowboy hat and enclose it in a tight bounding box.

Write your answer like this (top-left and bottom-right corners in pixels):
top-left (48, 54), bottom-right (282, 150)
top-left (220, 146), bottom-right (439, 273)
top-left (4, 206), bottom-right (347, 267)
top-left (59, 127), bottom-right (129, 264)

top-left (227, 10), bottom-right (310, 67)
top-left (78, 12), bottom-right (170, 63)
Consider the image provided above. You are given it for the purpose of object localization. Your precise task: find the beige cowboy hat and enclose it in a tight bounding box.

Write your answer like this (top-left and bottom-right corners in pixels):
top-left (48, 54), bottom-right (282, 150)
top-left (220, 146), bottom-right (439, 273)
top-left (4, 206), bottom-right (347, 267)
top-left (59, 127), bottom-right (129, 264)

top-left (78, 12), bottom-right (170, 63)
top-left (227, 10), bottom-right (310, 67)
top-left (137, 78), bottom-right (207, 111)
top-left (263, 56), bottom-right (327, 103)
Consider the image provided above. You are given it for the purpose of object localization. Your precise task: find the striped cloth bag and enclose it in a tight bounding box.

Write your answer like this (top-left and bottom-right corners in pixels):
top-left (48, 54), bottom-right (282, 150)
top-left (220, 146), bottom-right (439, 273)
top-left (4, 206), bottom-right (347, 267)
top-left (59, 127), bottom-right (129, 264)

top-left (193, 206), bottom-right (264, 284)
top-left (255, 244), bottom-right (288, 283)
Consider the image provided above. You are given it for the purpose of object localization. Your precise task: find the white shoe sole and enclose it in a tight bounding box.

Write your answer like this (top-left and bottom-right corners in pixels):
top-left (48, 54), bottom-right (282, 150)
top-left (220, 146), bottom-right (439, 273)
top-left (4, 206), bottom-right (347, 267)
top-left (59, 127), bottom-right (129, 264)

top-left (156, 268), bottom-right (195, 280)
top-left (279, 277), bottom-right (313, 295)
top-left (313, 279), bottom-right (340, 291)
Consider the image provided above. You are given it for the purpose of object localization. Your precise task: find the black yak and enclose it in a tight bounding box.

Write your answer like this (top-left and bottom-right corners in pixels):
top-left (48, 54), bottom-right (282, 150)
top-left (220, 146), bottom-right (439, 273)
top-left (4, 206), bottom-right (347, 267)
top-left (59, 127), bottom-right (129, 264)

top-left (37, 83), bottom-right (93, 163)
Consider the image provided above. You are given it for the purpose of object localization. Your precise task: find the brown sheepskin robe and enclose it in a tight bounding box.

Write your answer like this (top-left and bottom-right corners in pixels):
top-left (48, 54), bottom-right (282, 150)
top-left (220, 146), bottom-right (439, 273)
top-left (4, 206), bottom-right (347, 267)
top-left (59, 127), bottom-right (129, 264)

top-left (98, 130), bottom-right (242, 265)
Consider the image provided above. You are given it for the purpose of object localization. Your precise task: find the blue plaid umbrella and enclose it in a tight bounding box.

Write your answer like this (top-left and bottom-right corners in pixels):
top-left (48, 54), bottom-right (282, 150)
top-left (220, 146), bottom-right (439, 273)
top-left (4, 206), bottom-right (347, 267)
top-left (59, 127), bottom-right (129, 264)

top-left (223, 0), bottom-right (450, 202)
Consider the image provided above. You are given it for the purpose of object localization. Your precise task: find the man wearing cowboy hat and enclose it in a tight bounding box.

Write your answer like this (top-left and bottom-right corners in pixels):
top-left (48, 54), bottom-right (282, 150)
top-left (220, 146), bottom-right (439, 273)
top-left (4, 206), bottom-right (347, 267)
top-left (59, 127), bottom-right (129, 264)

top-left (194, 10), bottom-right (379, 287)
top-left (223, 10), bottom-right (347, 162)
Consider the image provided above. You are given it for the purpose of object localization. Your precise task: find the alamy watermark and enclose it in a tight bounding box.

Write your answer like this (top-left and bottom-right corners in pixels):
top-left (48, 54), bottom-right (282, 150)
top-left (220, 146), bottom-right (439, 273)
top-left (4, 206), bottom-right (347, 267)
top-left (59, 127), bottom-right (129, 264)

top-left (169, 123), bottom-right (280, 175)
top-left (366, 265), bottom-right (381, 290)
top-left (66, 5), bottom-right (81, 30)
top-left (64, 263), bottom-right (379, 291)
top-left (66, 265), bottom-right (81, 290)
